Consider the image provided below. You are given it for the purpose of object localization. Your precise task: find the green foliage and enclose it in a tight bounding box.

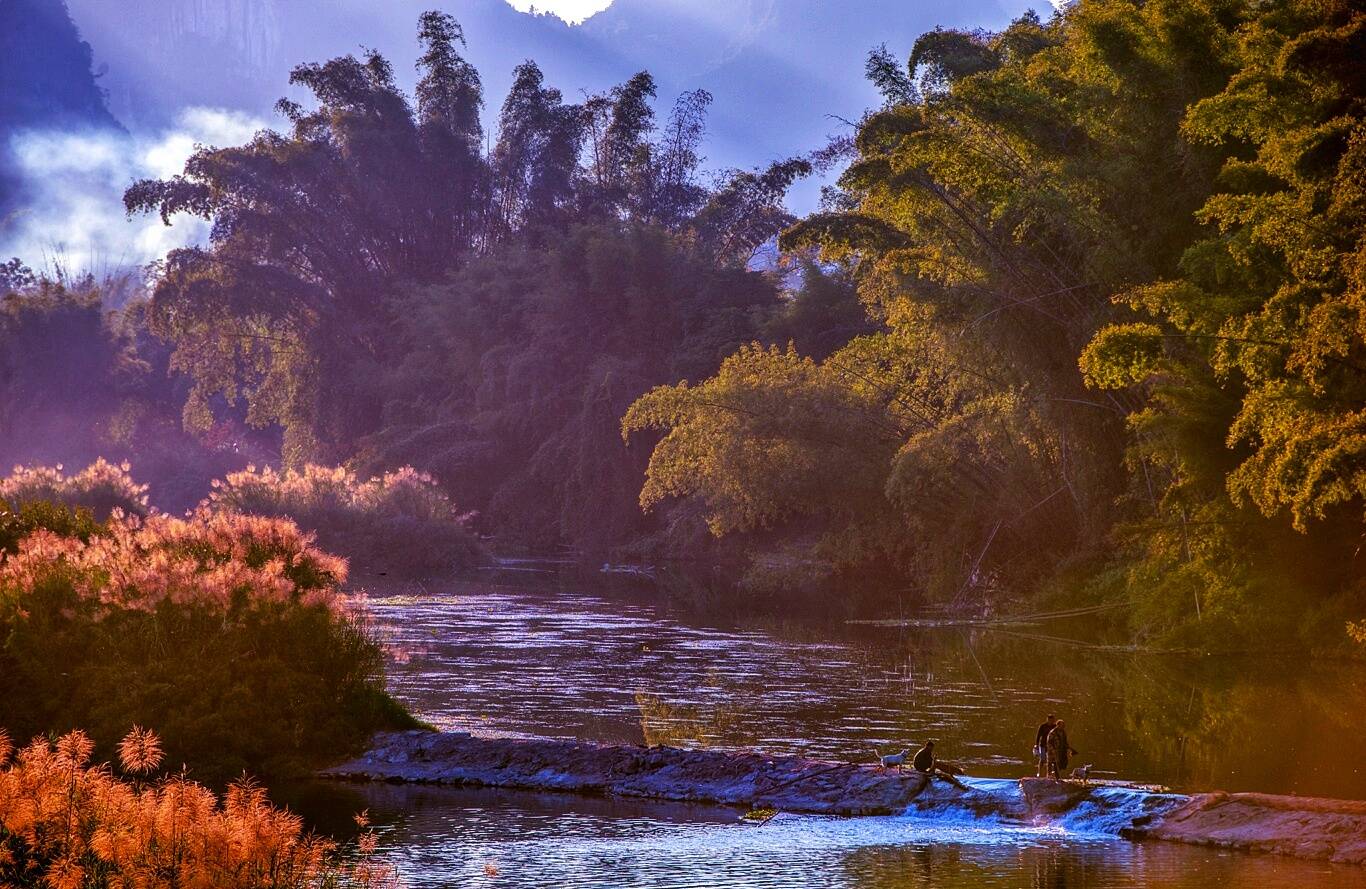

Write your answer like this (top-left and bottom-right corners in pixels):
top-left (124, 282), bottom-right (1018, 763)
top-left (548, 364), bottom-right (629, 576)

top-left (624, 309), bottom-right (1071, 605)
top-left (0, 282), bottom-right (123, 441)
top-left (0, 498), bottom-right (99, 557)
top-left (628, 0), bottom-right (1366, 647)
top-left (8, 1), bottom-right (1360, 652)
top-left (0, 276), bottom-right (256, 513)
top-left (1079, 323), bottom-right (1166, 389)
top-left (125, 13), bottom-right (808, 468)
top-left (353, 223), bottom-right (781, 556)
top-left (0, 259), bottom-right (35, 292)
top-left (1075, 0), bottom-right (1366, 644)
top-left (759, 258), bottom-right (874, 360)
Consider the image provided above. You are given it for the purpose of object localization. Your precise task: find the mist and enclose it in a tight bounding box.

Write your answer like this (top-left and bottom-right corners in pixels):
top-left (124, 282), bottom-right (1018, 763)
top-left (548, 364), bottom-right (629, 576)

top-left (1, 107), bottom-right (265, 274)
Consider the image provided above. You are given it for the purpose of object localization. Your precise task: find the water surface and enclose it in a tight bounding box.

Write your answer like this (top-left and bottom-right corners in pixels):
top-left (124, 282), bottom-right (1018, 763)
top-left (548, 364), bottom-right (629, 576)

top-left (337, 782), bottom-right (1353, 889)
top-left (336, 579), bottom-right (1366, 887)
top-left (371, 580), bottom-right (1366, 798)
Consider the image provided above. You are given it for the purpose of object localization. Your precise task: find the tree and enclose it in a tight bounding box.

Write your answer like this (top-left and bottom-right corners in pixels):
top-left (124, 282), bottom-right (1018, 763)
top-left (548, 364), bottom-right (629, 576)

top-left (490, 61), bottom-right (584, 238)
top-left (624, 309), bottom-right (1067, 607)
top-left (625, 0), bottom-right (1366, 644)
top-left (361, 224), bottom-right (782, 554)
top-left (127, 12), bottom-right (809, 474)
top-left (763, 1), bottom-right (1249, 605)
top-left (1080, 0), bottom-right (1366, 645)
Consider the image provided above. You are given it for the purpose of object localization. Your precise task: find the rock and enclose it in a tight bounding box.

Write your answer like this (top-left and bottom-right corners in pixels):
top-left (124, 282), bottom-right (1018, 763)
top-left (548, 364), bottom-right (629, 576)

top-left (1019, 776), bottom-right (1098, 815)
top-left (323, 732), bottom-right (1366, 865)
top-left (1143, 792), bottom-right (1366, 865)
top-left (324, 731), bottom-right (935, 816)
top-left (1020, 777), bottom-right (1366, 866)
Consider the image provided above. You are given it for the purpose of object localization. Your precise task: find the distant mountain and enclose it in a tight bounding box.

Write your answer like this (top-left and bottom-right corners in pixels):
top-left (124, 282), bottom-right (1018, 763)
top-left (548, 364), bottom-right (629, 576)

top-left (0, 0), bottom-right (122, 132)
top-left (0, 0), bottom-right (123, 216)
top-left (62, 0), bottom-right (1036, 195)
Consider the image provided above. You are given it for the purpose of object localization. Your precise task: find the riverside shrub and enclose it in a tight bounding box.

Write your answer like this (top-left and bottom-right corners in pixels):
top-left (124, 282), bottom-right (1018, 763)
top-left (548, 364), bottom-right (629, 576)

top-left (0, 726), bottom-right (396, 888)
top-left (0, 459), bottom-right (148, 519)
top-left (0, 508), bottom-right (417, 783)
top-left (206, 464), bottom-right (483, 577)
top-left (0, 499), bottom-right (100, 556)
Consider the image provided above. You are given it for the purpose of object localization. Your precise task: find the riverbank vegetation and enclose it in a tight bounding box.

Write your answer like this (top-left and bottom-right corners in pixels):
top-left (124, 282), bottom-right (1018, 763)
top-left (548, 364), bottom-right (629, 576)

top-left (0, 458), bottom-right (148, 518)
top-left (0, 494), bottom-right (416, 784)
top-left (206, 464), bottom-right (484, 577)
top-left (628, 0), bottom-right (1366, 650)
top-left (2, 2), bottom-right (1363, 653)
top-left (0, 727), bottom-right (394, 888)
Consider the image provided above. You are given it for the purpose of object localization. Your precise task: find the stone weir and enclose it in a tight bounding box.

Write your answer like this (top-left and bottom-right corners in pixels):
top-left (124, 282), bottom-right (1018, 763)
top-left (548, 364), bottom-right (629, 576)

top-left (323, 732), bottom-right (1366, 865)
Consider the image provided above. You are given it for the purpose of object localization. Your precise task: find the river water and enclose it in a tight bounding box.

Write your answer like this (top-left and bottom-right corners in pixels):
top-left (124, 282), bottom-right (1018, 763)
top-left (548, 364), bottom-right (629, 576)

top-left (315, 578), bottom-right (1366, 887)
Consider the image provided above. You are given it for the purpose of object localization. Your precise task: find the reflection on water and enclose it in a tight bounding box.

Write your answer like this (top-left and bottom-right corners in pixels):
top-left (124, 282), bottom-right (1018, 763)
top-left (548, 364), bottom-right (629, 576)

top-left (336, 579), bottom-right (1366, 887)
top-left (369, 581), bottom-right (1366, 799)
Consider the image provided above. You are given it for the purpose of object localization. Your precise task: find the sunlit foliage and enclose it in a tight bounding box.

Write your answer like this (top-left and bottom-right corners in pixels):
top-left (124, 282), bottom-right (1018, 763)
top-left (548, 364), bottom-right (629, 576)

top-left (206, 463), bottom-right (483, 577)
top-left (1078, 0), bottom-right (1366, 644)
top-left (0, 507), bottom-right (415, 781)
top-left (0, 458), bottom-right (148, 519)
top-left (627, 0), bottom-right (1366, 645)
top-left (1102, 5), bottom-right (1366, 532)
top-left (0, 727), bottom-right (394, 888)
top-left (625, 307), bottom-right (1066, 605)
top-left (9, 1), bottom-right (1358, 648)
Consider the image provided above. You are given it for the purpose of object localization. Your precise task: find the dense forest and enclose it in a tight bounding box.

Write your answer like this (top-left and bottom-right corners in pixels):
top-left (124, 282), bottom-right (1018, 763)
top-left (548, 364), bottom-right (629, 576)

top-left (2, 1), bottom-right (1364, 652)
top-left (628, 0), bottom-right (1366, 648)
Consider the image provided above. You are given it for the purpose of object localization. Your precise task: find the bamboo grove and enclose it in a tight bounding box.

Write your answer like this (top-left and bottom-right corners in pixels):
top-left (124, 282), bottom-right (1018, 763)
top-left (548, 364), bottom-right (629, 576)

top-left (2, 1), bottom-right (1363, 651)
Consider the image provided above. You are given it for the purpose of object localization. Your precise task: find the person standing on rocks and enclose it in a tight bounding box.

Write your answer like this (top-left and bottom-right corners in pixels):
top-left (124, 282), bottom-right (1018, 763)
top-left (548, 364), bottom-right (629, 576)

top-left (1046, 719), bottom-right (1077, 779)
top-left (1034, 714), bottom-right (1057, 777)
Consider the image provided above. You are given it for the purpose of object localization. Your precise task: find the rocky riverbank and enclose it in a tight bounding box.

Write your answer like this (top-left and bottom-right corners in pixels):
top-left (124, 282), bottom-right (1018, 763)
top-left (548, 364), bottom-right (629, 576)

top-left (324, 732), bottom-right (1366, 864)
top-left (1123, 790), bottom-right (1366, 864)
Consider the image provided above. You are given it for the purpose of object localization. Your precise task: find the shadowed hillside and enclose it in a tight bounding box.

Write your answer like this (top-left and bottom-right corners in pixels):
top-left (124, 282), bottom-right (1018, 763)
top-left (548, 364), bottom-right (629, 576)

top-left (0, 0), bottom-right (122, 215)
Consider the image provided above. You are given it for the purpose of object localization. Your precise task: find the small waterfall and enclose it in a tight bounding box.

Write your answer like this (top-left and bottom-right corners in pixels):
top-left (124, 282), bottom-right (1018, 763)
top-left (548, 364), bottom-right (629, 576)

top-left (892, 777), bottom-right (1188, 838)
top-left (1047, 784), bottom-right (1188, 836)
top-left (904, 777), bottom-right (1031, 825)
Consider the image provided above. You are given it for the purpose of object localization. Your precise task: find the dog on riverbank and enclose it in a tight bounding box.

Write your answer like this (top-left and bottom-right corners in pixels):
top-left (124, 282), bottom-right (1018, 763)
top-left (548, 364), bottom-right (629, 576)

top-left (1071, 764), bottom-right (1093, 784)
top-left (875, 748), bottom-right (910, 770)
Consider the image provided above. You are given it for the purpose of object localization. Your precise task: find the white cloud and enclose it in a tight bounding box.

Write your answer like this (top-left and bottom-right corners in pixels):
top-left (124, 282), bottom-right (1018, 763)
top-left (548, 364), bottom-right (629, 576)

top-left (504, 0), bottom-right (615, 25)
top-left (1, 107), bottom-right (267, 274)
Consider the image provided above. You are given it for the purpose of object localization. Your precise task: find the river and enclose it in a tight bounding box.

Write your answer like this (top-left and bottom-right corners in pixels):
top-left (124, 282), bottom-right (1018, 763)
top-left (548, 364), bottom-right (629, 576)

top-left (307, 577), bottom-right (1366, 887)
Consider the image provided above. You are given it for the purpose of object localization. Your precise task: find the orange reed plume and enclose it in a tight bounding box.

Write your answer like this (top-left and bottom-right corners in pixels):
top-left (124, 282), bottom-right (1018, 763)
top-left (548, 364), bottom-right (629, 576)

top-left (0, 728), bottom-right (399, 889)
top-left (118, 725), bottom-right (164, 774)
top-left (0, 507), bottom-right (349, 616)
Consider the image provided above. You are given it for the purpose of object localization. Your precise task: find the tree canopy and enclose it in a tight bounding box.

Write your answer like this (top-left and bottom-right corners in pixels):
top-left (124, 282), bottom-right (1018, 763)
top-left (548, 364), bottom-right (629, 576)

top-left (626, 0), bottom-right (1366, 646)
top-left (3, 2), bottom-right (1362, 650)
